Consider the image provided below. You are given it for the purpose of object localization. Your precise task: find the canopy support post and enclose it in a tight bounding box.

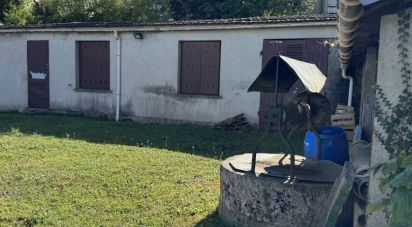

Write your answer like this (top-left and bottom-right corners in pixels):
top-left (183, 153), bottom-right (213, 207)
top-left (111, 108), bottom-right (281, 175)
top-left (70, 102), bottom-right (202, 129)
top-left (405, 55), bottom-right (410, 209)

top-left (251, 54), bottom-right (281, 174)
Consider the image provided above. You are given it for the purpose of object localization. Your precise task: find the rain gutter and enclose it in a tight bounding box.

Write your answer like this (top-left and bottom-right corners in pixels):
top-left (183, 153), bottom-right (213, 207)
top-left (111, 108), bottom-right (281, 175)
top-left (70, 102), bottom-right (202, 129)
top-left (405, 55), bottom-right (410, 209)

top-left (337, 0), bottom-right (364, 106)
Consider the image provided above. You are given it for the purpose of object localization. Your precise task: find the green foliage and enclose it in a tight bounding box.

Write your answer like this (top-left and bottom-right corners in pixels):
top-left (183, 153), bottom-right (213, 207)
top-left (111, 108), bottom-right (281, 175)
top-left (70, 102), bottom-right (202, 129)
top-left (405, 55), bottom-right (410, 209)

top-left (31, 0), bottom-right (93, 24)
top-left (31, 0), bottom-right (171, 24)
top-left (93, 0), bottom-right (171, 22)
top-left (169, 0), bottom-right (316, 20)
top-left (1, 0), bottom-right (33, 25)
top-left (0, 0), bottom-right (21, 22)
top-left (369, 10), bottom-right (412, 226)
top-left (2, 0), bottom-right (316, 24)
top-left (366, 198), bottom-right (390, 214)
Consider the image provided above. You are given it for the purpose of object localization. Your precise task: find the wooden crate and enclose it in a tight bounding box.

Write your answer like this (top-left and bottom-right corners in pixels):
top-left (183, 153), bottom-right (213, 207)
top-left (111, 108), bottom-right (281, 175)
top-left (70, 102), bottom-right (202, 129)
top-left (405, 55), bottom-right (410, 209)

top-left (331, 112), bottom-right (355, 141)
top-left (336, 105), bottom-right (354, 114)
top-left (331, 113), bottom-right (355, 128)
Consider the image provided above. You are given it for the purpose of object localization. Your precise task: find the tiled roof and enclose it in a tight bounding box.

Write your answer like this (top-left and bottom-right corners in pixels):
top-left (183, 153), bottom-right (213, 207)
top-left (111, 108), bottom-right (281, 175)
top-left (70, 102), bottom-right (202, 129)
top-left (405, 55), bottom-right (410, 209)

top-left (0, 14), bottom-right (336, 29)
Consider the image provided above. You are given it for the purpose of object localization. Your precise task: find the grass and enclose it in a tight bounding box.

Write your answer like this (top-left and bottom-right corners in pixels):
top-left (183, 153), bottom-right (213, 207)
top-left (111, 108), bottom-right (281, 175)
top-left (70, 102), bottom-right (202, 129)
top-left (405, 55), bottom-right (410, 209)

top-left (0, 112), bottom-right (303, 226)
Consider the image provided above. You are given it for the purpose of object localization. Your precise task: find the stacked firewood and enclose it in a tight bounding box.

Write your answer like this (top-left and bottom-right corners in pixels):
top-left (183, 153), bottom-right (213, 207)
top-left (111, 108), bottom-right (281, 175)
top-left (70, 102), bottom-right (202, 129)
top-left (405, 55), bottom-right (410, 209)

top-left (214, 113), bottom-right (252, 131)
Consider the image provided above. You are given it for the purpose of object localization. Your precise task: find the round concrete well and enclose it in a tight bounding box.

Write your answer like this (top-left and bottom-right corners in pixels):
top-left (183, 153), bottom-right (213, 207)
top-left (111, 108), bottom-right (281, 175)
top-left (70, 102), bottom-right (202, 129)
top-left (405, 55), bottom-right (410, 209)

top-left (219, 153), bottom-right (342, 227)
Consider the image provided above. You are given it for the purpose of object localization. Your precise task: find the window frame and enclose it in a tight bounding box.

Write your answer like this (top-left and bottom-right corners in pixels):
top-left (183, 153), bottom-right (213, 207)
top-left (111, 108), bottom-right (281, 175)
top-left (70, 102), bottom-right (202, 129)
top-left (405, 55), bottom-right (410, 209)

top-left (178, 40), bottom-right (222, 96)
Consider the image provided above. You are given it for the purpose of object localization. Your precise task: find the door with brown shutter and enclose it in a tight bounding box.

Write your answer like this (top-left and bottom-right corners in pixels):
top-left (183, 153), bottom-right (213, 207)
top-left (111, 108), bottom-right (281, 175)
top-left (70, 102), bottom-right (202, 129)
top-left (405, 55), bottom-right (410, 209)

top-left (258, 39), bottom-right (329, 128)
top-left (284, 39), bottom-right (305, 60)
top-left (27, 40), bottom-right (49, 109)
top-left (304, 39), bottom-right (329, 74)
top-left (259, 40), bottom-right (285, 127)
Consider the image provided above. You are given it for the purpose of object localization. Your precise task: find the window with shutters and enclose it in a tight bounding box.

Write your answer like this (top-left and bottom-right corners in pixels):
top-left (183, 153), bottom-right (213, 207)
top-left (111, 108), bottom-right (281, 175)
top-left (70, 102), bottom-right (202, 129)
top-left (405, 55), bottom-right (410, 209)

top-left (179, 41), bottom-right (221, 96)
top-left (77, 41), bottom-right (110, 91)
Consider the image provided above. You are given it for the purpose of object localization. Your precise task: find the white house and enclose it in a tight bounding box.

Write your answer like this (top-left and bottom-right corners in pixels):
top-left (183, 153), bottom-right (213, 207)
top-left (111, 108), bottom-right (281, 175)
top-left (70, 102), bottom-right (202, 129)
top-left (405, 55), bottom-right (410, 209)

top-left (0, 15), bottom-right (338, 126)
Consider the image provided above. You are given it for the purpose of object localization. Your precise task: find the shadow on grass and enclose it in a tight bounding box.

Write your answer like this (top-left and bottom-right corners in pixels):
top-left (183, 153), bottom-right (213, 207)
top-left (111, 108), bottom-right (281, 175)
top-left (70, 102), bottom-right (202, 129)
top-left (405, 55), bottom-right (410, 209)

top-left (194, 209), bottom-right (226, 227)
top-left (0, 112), bottom-right (304, 160)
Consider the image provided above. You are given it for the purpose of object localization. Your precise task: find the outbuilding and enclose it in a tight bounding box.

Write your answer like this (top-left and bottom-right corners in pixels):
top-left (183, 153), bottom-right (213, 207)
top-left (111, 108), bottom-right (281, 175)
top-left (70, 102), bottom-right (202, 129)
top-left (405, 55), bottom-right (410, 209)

top-left (0, 14), bottom-right (339, 126)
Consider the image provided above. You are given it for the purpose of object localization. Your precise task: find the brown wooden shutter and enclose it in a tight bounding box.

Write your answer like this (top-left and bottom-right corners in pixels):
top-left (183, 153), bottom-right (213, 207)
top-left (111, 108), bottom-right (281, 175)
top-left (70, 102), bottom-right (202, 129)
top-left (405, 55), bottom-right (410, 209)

top-left (259, 40), bottom-right (286, 127)
top-left (262, 39), bottom-right (307, 106)
top-left (78, 41), bottom-right (110, 91)
top-left (258, 39), bottom-right (330, 128)
top-left (282, 40), bottom-right (306, 104)
top-left (284, 39), bottom-right (305, 60)
top-left (180, 41), bottom-right (221, 96)
top-left (304, 39), bottom-right (329, 75)
top-left (262, 39), bottom-right (285, 67)
top-left (262, 40), bottom-right (306, 108)
top-left (200, 41), bottom-right (220, 96)
top-left (180, 41), bottom-right (202, 94)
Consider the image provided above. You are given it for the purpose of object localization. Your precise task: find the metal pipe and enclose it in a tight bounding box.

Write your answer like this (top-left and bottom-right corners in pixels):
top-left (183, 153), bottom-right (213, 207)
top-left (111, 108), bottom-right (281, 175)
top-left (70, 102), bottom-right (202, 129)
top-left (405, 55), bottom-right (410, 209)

top-left (274, 54), bottom-right (280, 107)
top-left (341, 68), bottom-right (354, 106)
top-left (251, 54), bottom-right (281, 173)
top-left (348, 76), bottom-right (354, 106)
top-left (114, 31), bottom-right (121, 122)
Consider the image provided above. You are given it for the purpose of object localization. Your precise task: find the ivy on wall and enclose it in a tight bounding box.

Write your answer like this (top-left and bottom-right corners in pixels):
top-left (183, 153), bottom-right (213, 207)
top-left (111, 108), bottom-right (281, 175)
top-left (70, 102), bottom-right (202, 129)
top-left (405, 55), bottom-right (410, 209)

top-left (367, 10), bottom-right (412, 227)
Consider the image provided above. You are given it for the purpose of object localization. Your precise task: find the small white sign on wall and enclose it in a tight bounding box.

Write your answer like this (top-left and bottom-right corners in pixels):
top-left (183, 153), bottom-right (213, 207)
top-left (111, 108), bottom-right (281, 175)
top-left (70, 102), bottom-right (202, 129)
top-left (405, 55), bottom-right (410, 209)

top-left (30, 71), bottom-right (46, 80)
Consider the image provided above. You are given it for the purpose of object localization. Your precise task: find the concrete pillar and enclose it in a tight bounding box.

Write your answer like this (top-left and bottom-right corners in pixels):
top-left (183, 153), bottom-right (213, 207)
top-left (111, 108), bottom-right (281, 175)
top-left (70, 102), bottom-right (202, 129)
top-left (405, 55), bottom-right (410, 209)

top-left (367, 8), bottom-right (412, 226)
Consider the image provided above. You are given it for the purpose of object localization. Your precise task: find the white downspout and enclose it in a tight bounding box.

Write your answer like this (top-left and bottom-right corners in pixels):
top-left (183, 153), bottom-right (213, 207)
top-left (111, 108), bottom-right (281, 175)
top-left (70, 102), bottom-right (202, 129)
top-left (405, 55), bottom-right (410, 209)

top-left (342, 69), bottom-right (354, 106)
top-left (114, 31), bottom-right (121, 122)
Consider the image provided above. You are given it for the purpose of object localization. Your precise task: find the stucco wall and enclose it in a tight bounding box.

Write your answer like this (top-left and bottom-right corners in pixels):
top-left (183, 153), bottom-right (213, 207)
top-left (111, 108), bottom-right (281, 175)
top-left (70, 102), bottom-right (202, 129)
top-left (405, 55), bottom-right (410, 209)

top-left (367, 7), bottom-right (412, 226)
top-left (0, 32), bottom-right (117, 114)
top-left (0, 33), bottom-right (28, 111)
top-left (0, 25), bottom-right (337, 125)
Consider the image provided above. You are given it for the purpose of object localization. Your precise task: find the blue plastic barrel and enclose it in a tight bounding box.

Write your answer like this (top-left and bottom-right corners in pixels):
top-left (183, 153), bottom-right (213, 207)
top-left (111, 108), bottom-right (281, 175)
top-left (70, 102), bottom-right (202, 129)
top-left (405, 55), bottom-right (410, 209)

top-left (304, 127), bottom-right (349, 165)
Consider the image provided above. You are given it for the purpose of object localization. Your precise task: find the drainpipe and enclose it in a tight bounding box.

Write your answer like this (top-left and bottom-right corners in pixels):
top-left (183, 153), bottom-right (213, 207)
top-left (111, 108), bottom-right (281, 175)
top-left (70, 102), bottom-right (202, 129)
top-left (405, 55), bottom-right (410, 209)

top-left (114, 31), bottom-right (121, 122)
top-left (341, 68), bottom-right (353, 106)
top-left (337, 0), bottom-right (363, 107)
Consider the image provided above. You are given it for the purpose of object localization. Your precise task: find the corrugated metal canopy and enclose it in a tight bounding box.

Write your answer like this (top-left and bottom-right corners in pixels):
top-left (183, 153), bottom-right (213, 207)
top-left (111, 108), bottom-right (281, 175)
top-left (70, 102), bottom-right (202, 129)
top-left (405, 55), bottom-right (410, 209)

top-left (359, 0), bottom-right (380, 6)
top-left (337, 0), bottom-right (409, 70)
top-left (248, 55), bottom-right (326, 93)
top-left (337, 0), bottom-right (364, 70)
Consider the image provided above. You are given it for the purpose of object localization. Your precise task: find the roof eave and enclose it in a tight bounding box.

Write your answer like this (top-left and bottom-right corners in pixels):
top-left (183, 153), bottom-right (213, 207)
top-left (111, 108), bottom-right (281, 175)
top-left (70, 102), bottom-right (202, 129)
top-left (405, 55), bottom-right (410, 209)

top-left (0, 21), bottom-right (337, 33)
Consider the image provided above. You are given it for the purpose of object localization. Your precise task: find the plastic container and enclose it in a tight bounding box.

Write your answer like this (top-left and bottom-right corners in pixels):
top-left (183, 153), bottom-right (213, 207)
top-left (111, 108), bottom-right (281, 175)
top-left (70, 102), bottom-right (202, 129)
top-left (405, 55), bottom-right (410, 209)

top-left (304, 131), bottom-right (318, 159)
top-left (304, 127), bottom-right (349, 165)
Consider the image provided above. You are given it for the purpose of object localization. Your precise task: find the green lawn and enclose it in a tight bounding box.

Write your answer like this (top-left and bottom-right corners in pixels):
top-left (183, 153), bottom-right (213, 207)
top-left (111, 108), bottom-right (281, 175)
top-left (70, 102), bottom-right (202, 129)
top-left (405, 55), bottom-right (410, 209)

top-left (0, 112), bottom-right (303, 226)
